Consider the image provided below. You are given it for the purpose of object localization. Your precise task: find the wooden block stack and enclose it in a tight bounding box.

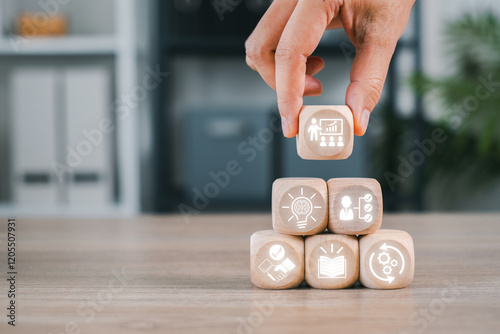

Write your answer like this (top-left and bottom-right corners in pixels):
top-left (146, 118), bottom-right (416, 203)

top-left (250, 106), bottom-right (415, 290)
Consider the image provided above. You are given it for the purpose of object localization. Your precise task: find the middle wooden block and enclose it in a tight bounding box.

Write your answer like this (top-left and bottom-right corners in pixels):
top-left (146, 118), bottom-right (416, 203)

top-left (305, 234), bottom-right (359, 289)
top-left (327, 178), bottom-right (383, 235)
top-left (272, 178), bottom-right (328, 235)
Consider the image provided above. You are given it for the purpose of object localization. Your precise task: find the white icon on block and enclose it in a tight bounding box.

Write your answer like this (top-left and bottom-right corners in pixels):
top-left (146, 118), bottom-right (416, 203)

top-left (340, 196), bottom-right (354, 221)
top-left (318, 256), bottom-right (346, 278)
top-left (369, 243), bottom-right (406, 284)
top-left (282, 187), bottom-right (322, 229)
top-left (320, 119), bottom-right (343, 136)
top-left (307, 118), bottom-right (344, 147)
top-left (308, 118), bottom-right (321, 141)
top-left (259, 244), bottom-right (297, 282)
top-left (339, 193), bottom-right (374, 223)
top-left (317, 243), bottom-right (346, 279)
top-left (291, 196), bottom-right (312, 227)
top-left (269, 244), bottom-right (285, 261)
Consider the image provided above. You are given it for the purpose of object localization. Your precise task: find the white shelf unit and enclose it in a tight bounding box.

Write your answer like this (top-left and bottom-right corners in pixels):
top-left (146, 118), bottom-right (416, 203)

top-left (0, 35), bottom-right (116, 56)
top-left (0, 0), bottom-right (151, 216)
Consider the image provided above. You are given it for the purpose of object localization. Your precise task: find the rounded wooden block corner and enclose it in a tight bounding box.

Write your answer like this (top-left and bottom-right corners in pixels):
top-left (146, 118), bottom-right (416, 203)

top-left (304, 234), bottom-right (359, 289)
top-left (359, 229), bottom-right (415, 289)
top-left (272, 178), bottom-right (328, 236)
top-left (296, 105), bottom-right (354, 160)
top-left (250, 230), bottom-right (304, 289)
top-left (327, 178), bottom-right (383, 235)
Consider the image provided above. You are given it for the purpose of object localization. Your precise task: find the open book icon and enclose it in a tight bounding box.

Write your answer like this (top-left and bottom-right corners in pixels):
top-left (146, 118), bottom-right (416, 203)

top-left (318, 256), bottom-right (346, 278)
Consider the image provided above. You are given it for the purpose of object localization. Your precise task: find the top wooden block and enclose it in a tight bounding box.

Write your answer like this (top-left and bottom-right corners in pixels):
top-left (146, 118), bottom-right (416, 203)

top-left (296, 106), bottom-right (354, 160)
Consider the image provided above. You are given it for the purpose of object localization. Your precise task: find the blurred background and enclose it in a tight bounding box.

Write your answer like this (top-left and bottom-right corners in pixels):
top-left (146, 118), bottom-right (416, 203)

top-left (0, 0), bottom-right (499, 217)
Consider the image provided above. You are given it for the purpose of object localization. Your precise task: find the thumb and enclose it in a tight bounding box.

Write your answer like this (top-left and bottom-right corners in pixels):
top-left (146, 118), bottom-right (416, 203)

top-left (346, 43), bottom-right (396, 136)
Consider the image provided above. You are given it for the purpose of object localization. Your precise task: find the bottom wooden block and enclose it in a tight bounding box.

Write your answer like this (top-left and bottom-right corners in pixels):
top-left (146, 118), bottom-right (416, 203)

top-left (359, 230), bottom-right (415, 289)
top-left (250, 230), bottom-right (304, 289)
top-left (305, 234), bottom-right (359, 289)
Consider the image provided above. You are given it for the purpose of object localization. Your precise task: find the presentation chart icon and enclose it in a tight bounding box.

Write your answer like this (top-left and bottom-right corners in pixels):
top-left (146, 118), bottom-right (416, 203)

top-left (308, 118), bottom-right (345, 148)
top-left (297, 106), bottom-right (354, 160)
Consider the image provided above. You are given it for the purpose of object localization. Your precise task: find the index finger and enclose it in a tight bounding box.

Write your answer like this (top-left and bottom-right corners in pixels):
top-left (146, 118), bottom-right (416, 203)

top-left (275, 0), bottom-right (341, 137)
top-left (245, 0), bottom-right (298, 90)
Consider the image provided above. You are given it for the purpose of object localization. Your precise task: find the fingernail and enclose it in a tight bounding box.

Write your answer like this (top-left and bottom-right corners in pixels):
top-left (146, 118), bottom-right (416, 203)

top-left (281, 117), bottom-right (290, 137)
top-left (360, 109), bottom-right (371, 133)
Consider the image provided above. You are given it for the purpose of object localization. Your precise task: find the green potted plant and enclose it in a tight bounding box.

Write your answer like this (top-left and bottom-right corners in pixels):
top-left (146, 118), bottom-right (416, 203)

top-left (372, 12), bottom-right (500, 209)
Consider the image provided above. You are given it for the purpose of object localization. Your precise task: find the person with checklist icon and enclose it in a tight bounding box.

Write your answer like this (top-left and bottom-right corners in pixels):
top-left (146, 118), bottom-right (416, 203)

top-left (340, 196), bottom-right (354, 221)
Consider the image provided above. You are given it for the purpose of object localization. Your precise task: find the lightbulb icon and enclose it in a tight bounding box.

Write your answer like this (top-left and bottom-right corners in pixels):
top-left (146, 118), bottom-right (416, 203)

top-left (282, 187), bottom-right (321, 229)
top-left (291, 196), bottom-right (313, 225)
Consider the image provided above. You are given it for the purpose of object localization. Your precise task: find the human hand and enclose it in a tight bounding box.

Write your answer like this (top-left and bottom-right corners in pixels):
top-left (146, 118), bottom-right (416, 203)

top-left (245, 0), bottom-right (415, 137)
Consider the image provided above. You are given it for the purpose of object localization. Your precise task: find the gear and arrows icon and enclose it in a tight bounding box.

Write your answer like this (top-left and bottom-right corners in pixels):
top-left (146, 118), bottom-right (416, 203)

top-left (369, 243), bottom-right (405, 284)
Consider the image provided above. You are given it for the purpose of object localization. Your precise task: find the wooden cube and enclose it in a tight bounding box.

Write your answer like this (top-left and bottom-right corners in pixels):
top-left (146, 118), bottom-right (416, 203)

top-left (296, 105), bottom-right (354, 160)
top-left (327, 178), bottom-right (383, 235)
top-left (359, 230), bottom-right (415, 289)
top-left (272, 178), bottom-right (328, 235)
top-left (305, 234), bottom-right (359, 289)
top-left (250, 230), bottom-right (304, 289)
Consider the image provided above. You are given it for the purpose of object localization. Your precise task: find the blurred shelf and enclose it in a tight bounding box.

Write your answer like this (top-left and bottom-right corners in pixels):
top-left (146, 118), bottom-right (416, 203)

top-left (0, 0), bottom-right (144, 216)
top-left (0, 203), bottom-right (135, 217)
top-left (0, 35), bottom-right (116, 56)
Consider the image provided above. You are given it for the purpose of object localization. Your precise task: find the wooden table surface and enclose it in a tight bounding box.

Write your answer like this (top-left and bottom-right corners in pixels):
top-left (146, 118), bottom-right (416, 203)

top-left (1, 214), bottom-right (500, 334)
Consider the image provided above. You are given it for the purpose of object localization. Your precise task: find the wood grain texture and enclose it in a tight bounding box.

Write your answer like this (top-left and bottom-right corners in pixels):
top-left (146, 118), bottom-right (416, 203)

top-left (296, 105), bottom-right (354, 160)
top-left (272, 178), bottom-right (328, 235)
top-left (305, 234), bottom-right (359, 289)
top-left (328, 178), bottom-right (383, 235)
top-left (0, 214), bottom-right (499, 333)
top-left (359, 230), bottom-right (415, 289)
top-left (250, 230), bottom-right (304, 289)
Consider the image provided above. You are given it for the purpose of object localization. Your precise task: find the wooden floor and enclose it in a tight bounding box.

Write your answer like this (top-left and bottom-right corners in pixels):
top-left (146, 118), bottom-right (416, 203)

top-left (0, 213), bottom-right (499, 333)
